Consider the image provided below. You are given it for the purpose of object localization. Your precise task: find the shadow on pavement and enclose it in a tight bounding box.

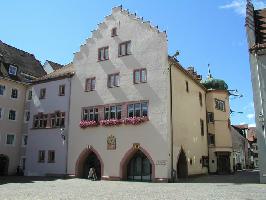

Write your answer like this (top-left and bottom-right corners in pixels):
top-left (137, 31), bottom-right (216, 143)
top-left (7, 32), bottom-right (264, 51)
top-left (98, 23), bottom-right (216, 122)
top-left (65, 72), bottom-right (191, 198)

top-left (0, 176), bottom-right (69, 185)
top-left (178, 170), bottom-right (260, 184)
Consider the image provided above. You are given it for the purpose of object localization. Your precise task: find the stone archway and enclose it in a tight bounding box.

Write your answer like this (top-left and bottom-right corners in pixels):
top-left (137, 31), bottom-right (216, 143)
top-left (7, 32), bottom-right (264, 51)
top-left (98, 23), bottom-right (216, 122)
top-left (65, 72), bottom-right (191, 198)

top-left (75, 146), bottom-right (104, 179)
top-left (120, 146), bottom-right (155, 182)
top-left (176, 148), bottom-right (188, 179)
top-left (0, 154), bottom-right (9, 176)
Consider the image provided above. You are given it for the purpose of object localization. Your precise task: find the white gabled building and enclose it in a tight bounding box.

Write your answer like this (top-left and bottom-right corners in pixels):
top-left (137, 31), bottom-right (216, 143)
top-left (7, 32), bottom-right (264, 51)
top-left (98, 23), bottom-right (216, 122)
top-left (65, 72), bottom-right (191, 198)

top-left (25, 64), bottom-right (74, 176)
top-left (67, 6), bottom-right (209, 182)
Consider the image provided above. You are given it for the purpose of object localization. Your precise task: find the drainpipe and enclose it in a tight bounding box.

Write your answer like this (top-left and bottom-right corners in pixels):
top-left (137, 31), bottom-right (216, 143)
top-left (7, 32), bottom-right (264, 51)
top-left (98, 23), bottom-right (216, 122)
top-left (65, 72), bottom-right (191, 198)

top-left (169, 61), bottom-right (174, 183)
top-left (65, 75), bottom-right (72, 176)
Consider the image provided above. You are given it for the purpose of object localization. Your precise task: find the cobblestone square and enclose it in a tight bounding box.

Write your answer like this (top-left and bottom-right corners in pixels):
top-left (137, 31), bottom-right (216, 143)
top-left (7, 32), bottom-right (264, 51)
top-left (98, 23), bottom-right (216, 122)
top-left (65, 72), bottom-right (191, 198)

top-left (0, 171), bottom-right (265, 200)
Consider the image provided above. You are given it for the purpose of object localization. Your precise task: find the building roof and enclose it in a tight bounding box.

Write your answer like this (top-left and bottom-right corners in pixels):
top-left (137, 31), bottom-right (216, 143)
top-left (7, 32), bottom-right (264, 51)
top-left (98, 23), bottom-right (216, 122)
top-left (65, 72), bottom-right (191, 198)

top-left (0, 40), bottom-right (46, 83)
top-left (46, 60), bottom-right (64, 71)
top-left (168, 56), bottom-right (206, 91)
top-left (247, 127), bottom-right (257, 142)
top-left (246, 2), bottom-right (266, 51)
top-left (32, 63), bottom-right (75, 84)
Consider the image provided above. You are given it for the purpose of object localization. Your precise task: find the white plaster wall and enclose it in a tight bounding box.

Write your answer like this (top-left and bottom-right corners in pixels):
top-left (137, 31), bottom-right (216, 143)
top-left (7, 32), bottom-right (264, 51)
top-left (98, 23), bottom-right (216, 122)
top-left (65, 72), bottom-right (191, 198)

top-left (68, 7), bottom-right (170, 180)
top-left (25, 78), bottom-right (71, 176)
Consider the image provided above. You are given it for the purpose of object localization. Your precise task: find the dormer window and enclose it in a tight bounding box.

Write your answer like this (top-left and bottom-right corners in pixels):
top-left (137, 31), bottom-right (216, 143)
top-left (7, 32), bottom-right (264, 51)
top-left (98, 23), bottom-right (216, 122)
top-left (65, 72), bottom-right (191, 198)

top-left (111, 27), bottom-right (117, 37)
top-left (9, 65), bottom-right (17, 76)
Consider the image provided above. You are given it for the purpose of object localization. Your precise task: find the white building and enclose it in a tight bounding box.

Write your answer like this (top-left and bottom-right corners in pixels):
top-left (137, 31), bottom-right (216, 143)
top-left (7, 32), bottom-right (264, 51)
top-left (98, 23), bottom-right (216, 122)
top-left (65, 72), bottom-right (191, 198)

top-left (246, 1), bottom-right (266, 183)
top-left (25, 65), bottom-right (74, 176)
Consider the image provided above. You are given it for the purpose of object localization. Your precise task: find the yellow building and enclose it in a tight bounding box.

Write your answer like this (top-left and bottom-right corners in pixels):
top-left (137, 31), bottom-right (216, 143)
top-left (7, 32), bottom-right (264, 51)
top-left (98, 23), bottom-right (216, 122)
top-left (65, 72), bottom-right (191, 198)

top-left (202, 71), bottom-right (233, 174)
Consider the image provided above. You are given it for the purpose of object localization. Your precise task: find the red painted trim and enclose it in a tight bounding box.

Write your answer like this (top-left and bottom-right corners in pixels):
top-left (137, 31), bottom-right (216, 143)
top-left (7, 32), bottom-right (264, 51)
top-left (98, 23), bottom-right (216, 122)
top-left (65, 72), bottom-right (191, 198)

top-left (119, 146), bottom-right (155, 181)
top-left (75, 145), bottom-right (104, 178)
top-left (118, 41), bottom-right (131, 57)
top-left (98, 46), bottom-right (109, 61)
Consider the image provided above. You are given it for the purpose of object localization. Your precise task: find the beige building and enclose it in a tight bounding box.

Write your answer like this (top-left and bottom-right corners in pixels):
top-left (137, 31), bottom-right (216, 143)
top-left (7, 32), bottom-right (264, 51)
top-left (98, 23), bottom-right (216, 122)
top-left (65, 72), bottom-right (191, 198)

top-left (0, 41), bottom-right (46, 175)
top-left (202, 72), bottom-right (233, 174)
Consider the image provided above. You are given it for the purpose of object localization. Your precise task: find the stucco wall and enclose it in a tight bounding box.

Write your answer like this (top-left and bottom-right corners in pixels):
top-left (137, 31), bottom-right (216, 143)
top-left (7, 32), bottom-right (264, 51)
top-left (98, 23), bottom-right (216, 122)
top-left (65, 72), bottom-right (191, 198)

top-left (171, 67), bottom-right (208, 176)
top-left (206, 91), bottom-right (233, 173)
top-left (25, 78), bottom-right (71, 176)
top-left (67, 7), bottom-right (170, 180)
top-left (0, 78), bottom-right (26, 174)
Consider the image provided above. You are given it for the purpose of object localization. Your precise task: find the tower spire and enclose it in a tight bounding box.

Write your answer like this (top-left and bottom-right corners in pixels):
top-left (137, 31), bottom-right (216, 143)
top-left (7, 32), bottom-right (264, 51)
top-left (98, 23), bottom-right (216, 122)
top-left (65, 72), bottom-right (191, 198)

top-left (207, 64), bottom-right (212, 79)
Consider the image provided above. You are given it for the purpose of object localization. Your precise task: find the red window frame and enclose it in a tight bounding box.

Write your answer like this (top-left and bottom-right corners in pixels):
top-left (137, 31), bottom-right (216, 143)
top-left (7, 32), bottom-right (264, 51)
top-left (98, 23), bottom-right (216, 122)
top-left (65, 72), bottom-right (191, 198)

top-left (98, 46), bottom-right (109, 61)
top-left (107, 73), bottom-right (120, 88)
top-left (133, 68), bottom-right (147, 84)
top-left (85, 77), bottom-right (96, 92)
top-left (118, 41), bottom-right (131, 57)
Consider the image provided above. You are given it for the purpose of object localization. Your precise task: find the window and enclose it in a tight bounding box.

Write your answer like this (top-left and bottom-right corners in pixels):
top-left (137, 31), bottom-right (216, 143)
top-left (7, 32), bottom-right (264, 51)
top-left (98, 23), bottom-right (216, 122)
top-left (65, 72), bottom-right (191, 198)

top-left (33, 116), bottom-right (39, 128)
top-left (50, 114), bottom-right (56, 128)
top-left (111, 27), bottom-right (117, 37)
top-left (0, 85), bottom-right (6, 96)
top-left (39, 88), bottom-right (46, 99)
top-left (108, 73), bottom-right (120, 88)
top-left (199, 92), bottom-right (203, 107)
top-left (83, 108), bottom-right (98, 122)
top-left (215, 99), bottom-right (225, 112)
top-left (21, 157), bottom-right (26, 170)
top-left (55, 112), bottom-right (65, 128)
top-left (186, 81), bottom-right (189, 92)
top-left (104, 105), bottom-right (122, 120)
top-left (48, 150), bottom-right (55, 163)
top-left (9, 110), bottom-right (16, 121)
top-left (208, 134), bottom-right (215, 145)
top-left (33, 112), bottom-right (64, 129)
top-left (59, 85), bottom-right (65, 96)
top-left (98, 46), bottom-right (109, 61)
top-left (134, 69), bottom-right (147, 84)
top-left (127, 102), bottom-right (148, 117)
top-left (6, 134), bottom-right (15, 145)
top-left (22, 135), bottom-right (28, 147)
top-left (85, 77), bottom-right (96, 92)
top-left (38, 150), bottom-right (45, 163)
top-left (207, 112), bottom-right (214, 123)
top-left (27, 90), bottom-right (32, 100)
top-left (11, 88), bottom-right (18, 99)
top-left (24, 111), bottom-right (30, 122)
top-left (9, 65), bottom-right (17, 75)
top-left (200, 119), bottom-right (204, 136)
top-left (0, 107), bottom-right (3, 120)
top-left (119, 41), bottom-right (131, 56)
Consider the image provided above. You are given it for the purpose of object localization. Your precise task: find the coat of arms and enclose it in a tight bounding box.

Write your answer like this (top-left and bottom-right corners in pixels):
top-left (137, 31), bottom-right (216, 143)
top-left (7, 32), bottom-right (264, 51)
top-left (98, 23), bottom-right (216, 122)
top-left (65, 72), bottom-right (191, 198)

top-left (107, 135), bottom-right (116, 150)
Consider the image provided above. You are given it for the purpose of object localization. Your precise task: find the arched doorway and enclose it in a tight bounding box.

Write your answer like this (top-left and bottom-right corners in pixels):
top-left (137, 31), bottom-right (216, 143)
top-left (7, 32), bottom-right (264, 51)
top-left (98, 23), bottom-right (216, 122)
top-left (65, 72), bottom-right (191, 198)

top-left (75, 147), bottom-right (103, 180)
top-left (127, 150), bottom-right (152, 182)
top-left (0, 154), bottom-right (9, 176)
top-left (83, 152), bottom-right (101, 179)
top-left (177, 149), bottom-right (188, 179)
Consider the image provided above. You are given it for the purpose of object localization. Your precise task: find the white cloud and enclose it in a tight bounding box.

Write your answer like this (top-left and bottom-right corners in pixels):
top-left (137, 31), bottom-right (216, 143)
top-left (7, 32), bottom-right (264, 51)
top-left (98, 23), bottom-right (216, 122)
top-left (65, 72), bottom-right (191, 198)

top-left (220, 0), bottom-right (266, 16)
top-left (247, 113), bottom-right (255, 119)
top-left (248, 123), bottom-right (256, 127)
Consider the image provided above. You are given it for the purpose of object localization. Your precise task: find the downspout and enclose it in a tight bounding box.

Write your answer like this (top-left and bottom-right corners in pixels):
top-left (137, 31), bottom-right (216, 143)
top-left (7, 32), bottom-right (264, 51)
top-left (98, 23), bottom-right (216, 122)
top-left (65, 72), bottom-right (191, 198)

top-left (169, 62), bottom-right (174, 182)
top-left (65, 75), bottom-right (72, 176)
top-left (205, 92), bottom-right (210, 174)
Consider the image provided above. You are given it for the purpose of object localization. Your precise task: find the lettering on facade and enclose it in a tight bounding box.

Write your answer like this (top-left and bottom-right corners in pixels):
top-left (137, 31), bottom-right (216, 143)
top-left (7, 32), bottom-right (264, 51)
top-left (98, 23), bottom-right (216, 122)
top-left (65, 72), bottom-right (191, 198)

top-left (156, 160), bottom-right (167, 166)
top-left (107, 135), bottom-right (116, 150)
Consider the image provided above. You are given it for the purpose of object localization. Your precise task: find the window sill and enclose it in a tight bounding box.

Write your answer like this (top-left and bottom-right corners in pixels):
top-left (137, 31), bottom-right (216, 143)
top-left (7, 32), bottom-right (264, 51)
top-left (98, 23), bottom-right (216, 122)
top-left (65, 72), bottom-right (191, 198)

top-left (84, 90), bottom-right (95, 92)
top-left (31, 127), bottom-right (65, 130)
top-left (133, 81), bottom-right (147, 85)
top-left (97, 59), bottom-right (109, 62)
top-left (108, 86), bottom-right (120, 89)
top-left (48, 161), bottom-right (55, 163)
top-left (118, 53), bottom-right (132, 58)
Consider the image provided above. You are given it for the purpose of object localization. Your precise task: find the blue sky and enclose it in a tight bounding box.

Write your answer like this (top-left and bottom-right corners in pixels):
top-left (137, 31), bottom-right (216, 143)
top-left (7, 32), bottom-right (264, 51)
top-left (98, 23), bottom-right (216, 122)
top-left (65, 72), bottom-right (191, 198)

top-left (1, 0), bottom-right (265, 126)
